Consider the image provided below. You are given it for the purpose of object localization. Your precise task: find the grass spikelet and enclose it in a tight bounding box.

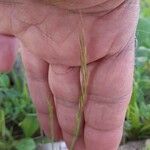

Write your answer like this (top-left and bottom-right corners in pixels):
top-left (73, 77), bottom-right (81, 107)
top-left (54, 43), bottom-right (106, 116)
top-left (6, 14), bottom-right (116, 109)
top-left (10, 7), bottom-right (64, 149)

top-left (70, 12), bottom-right (89, 150)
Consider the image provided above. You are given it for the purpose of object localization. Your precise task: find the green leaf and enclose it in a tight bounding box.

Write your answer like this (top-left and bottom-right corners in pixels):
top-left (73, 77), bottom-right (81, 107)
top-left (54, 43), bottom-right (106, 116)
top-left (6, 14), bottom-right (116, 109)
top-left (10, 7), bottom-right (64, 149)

top-left (141, 0), bottom-right (150, 17)
top-left (136, 47), bottom-right (150, 58)
top-left (0, 74), bottom-right (10, 88)
top-left (139, 79), bottom-right (150, 90)
top-left (126, 83), bottom-right (141, 129)
top-left (137, 17), bottom-right (150, 48)
top-left (19, 114), bottom-right (39, 137)
top-left (10, 70), bottom-right (23, 92)
top-left (15, 138), bottom-right (36, 150)
top-left (136, 56), bottom-right (148, 67)
top-left (140, 123), bottom-right (150, 135)
top-left (140, 102), bottom-right (150, 120)
top-left (0, 140), bottom-right (7, 150)
top-left (0, 109), bottom-right (5, 137)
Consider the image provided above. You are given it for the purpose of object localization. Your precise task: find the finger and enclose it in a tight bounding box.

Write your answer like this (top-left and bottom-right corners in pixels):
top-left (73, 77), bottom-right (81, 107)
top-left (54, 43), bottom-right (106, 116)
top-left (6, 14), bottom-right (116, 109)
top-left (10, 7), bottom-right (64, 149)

top-left (49, 64), bottom-right (85, 149)
top-left (0, 35), bottom-right (17, 72)
top-left (21, 49), bottom-right (62, 140)
top-left (84, 39), bottom-right (135, 150)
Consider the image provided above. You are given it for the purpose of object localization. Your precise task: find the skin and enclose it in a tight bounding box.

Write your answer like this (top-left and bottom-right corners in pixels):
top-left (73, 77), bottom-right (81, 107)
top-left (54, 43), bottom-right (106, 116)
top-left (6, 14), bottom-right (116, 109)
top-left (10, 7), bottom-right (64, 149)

top-left (0, 0), bottom-right (139, 149)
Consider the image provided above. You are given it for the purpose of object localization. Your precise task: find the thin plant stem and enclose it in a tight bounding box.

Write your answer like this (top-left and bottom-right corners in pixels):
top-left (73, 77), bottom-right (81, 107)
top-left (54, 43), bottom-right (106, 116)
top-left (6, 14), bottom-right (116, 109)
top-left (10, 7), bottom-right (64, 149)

top-left (46, 98), bottom-right (55, 148)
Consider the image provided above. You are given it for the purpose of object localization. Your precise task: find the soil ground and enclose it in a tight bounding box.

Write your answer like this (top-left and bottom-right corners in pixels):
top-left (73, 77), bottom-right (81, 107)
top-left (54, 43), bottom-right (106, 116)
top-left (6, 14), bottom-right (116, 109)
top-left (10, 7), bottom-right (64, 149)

top-left (37, 140), bottom-right (149, 150)
top-left (119, 141), bottom-right (146, 150)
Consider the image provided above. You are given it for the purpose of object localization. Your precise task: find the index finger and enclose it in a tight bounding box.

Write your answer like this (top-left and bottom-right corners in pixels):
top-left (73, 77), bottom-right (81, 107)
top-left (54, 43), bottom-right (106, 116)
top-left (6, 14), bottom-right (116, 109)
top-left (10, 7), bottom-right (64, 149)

top-left (0, 35), bottom-right (17, 72)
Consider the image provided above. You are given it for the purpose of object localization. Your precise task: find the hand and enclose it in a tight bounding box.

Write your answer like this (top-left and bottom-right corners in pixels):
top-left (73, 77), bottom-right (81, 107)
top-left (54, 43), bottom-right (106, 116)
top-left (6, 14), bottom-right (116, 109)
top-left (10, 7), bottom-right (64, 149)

top-left (0, 35), bottom-right (17, 72)
top-left (0, 0), bottom-right (139, 149)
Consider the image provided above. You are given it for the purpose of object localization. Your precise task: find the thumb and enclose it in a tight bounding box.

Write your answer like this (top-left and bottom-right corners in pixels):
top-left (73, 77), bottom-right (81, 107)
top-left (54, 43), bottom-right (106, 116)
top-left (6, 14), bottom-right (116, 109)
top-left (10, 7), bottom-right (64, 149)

top-left (0, 35), bottom-right (17, 73)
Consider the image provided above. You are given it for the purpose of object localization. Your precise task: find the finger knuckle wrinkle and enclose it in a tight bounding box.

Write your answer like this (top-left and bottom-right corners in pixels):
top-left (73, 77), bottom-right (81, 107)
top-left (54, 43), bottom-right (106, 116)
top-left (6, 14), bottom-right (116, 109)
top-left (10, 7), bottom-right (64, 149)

top-left (51, 64), bottom-right (74, 75)
top-left (87, 91), bottom-right (131, 104)
top-left (86, 123), bottom-right (123, 133)
top-left (85, 94), bottom-right (129, 131)
top-left (27, 70), bottom-right (47, 82)
top-left (25, 64), bottom-right (48, 81)
top-left (55, 96), bottom-right (78, 108)
top-left (62, 124), bottom-right (83, 137)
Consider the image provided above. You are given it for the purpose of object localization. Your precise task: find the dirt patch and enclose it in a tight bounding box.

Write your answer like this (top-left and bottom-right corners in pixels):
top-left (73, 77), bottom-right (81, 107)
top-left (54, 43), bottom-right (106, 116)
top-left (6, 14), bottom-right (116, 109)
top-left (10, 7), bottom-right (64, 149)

top-left (119, 140), bottom-right (146, 150)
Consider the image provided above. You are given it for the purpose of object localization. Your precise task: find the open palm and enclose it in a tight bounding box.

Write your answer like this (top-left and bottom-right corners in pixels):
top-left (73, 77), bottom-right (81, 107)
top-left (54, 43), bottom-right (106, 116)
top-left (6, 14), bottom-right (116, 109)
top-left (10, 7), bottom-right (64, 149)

top-left (0, 0), bottom-right (139, 149)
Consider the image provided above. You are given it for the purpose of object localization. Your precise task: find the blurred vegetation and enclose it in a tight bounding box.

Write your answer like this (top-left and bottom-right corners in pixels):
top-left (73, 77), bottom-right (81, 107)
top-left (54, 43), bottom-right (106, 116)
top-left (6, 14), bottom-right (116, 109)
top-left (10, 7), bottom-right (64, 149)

top-left (0, 64), bottom-right (40, 150)
top-left (0, 1), bottom-right (150, 150)
top-left (125, 0), bottom-right (150, 141)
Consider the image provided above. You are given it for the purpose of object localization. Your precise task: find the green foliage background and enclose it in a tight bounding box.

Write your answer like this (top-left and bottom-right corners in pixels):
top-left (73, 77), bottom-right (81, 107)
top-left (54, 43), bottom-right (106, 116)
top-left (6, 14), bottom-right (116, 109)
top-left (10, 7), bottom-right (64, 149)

top-left (125, 0), bottom-right (150, 141)
top-left (0, 1), bottom-right (150, 149)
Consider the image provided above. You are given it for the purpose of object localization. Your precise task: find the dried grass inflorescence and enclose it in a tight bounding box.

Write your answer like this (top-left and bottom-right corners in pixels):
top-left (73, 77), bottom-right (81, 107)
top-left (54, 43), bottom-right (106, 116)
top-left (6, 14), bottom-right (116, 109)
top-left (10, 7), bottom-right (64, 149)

top-left (46, 11), bottom-right (89, 150)
top-left (70, 13), bottom-right (89, 150)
